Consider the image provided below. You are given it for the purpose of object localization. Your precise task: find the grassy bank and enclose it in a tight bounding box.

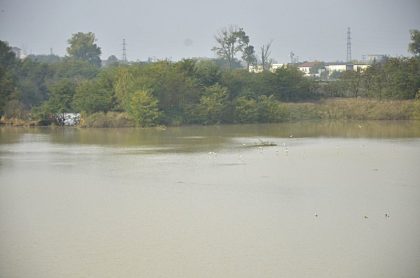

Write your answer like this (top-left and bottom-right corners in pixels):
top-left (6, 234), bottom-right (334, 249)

top-left (284, 99), bottom-right (420, 121)
top-left (0, 116), bottom-right (39, 127)
top-left (2, 99), bottom-right (419, 127)
top-left (58, 99), bottom-right (420, 127)
top-left (79, 112), bottom-right (136, 128)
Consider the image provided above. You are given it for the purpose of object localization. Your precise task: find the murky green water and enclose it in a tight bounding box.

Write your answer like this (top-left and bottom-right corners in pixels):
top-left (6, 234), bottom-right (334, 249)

top-left (1, 121), bottom-right (420, 278)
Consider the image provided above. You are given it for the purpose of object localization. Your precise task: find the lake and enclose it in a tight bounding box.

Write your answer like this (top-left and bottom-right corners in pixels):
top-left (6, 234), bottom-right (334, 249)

top-left (1, 121), bottom-right (420, 278)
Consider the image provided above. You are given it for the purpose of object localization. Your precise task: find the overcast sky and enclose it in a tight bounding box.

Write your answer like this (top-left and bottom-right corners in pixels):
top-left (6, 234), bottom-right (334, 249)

top-left (1, 0), bottom-right (419, 63)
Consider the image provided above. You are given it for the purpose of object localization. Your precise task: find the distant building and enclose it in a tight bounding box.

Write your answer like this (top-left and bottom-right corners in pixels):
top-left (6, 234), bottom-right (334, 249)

top-left (248, 65), bottom-right (263, 73)
top-left (298, 62), bottom-right (315, 75)
top-left (249, 63), bottom-right (286, 73)
top-left (364, 54), bottom-right (387, 64)
top-left (325, 63), bottom-right (348, 73)
top-left (249, 60), bottom-right (369, 77)
top-left (11, 47), bottom-right (26, 59)
top-left (353, 64), bottom-right (370, 72)
top-left (271, 63), bottom-right (286, 72)
top-left (296, 62), bottom-right (327, 77)
top-left (325, 62), bottom-right (370, 77)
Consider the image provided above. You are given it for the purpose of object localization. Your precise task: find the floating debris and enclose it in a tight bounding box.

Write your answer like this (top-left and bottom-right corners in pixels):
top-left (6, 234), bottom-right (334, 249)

top-left (240, 141), bottom-right (277, 148)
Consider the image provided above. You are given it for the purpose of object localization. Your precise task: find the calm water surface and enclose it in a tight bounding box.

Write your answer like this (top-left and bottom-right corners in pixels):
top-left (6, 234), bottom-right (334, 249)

top-left (1, 121), bottom-right (420, 278)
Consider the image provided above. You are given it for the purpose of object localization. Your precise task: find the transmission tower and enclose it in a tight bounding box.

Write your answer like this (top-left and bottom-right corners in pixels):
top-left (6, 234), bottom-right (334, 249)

top-left (122, 39), bottom-right (127, 63)
top-left (346, 27), bottom-right (352, 63)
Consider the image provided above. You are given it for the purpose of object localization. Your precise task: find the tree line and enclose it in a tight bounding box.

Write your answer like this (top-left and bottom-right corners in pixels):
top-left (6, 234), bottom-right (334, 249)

top-left (0, 29), bottom-right (419, 126)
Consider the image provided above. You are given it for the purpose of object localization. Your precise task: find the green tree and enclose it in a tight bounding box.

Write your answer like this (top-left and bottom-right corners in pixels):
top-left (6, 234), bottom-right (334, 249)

top-left (199, 84), bottom-right (228, 124)
top-left (212, 26), bottom-right (248, 69)
top-left (260, 41), bottom-right (273, 71)
top-left (220, 69), bottom-right (256, 100)
top-left (234, 96), bottom-right (258, 123)
top-left (67, 32), bottom-right (102, 67)
top-left (194, 60), bottom-right (222, 87)
top-left (0, 40), bottom-right (19, 115)
top-left (340, 70), bottom-right (363, 98)
top-left (45, 79), bottom-right (76, 114)
top-left (409, 29), bottom-right (420, 56)
top-left (129, 90), bottom-right (161, 127)
top-left (105, 55), bottom-right (119, 67)
top-left (73, 79), bottom-right (114, 113)
top-left (33, 79), bottom-right (76, 125)
top-left (17, 59), bottom-right (53, 108)
top-left (27, 54), bottom-right (61, 64)
top-left (257, 95), bottom-right (286, 122)
top-left (236, 29), bottom-right (256, 71)
top-left (382, 58), bottom-right (419, 99)
top-left (114, 66), bottom-right (136, 111)
top-left (242, 45), bottom-right (257, 71)
top-left (268, 67), bottom-right (317, 101)
top-left (51, 57), bottom-right (99, 80)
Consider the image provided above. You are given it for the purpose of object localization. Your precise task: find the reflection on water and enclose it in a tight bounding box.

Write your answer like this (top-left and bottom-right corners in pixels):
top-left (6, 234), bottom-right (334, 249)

top-left (0, 121), bottom-right (420, 278)
top-left (1, 121), bottom-right (420, 152)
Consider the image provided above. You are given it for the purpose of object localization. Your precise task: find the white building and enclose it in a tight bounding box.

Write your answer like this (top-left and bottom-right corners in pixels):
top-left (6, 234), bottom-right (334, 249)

top-left (249, 65), bottom-right (263, 73)
top-left (325, 64), bottom-right (348, 73)
top-left (297, 62), bottom-right (326, 77)
top-left (297, 62), bottom-right (319, 76)
top-left (249, 63), bottom-right (286, 73)
top-left (11, 47), bottom-right (26, 59)
top-left (353, 64), bottom-right (370, 72)
top-left (270, 63), bottom-right (286, 72)
top-left (325, 63), bottom-right (370, 77)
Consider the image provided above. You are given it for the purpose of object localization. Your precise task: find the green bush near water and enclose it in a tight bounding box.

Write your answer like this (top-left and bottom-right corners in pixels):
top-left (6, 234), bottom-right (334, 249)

top-left (285, 99), bottom-right (420, 121)
top-left (73, 99), bottom-right (420, 128)
top-left (79, 112), bottom-right (135, 128)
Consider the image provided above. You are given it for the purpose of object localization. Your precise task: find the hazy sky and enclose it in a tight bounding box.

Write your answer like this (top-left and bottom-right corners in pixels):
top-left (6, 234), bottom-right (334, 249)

top-left (1, 0), bottom-right (419, 63)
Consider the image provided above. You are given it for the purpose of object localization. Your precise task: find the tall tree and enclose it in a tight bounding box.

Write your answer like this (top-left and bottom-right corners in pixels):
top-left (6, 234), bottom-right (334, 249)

top-left (0, 40), bottom-right (19, 115)
top-left (236, 28), bottom-right (256, 70)
top-left (212, 26), bottom-right (248, 69)
top-left (408, 29), bottom-right (420, 56)
top-left (199, 84), bottom-right (228, 124)
top-left (260, 41), bottom-right (273, 71)
top-left (67, 32), bottom-right (102, 67)
top-left (73, 79), bottom-right (114, 113)
top-left (242, 45), bottom-right (257, 71)
top-left (105, 55), bottom-right (119, 66)
top-left (129, 90), bottom-right (161, 127)
top-left (45, 79), bottom-right (76, 114)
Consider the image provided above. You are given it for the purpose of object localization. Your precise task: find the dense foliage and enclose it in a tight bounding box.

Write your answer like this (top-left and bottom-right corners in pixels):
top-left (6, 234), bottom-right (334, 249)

top-left (1, 30), bottom-right (419, 126)
top-left (325, 57), bottom-right (420, 100)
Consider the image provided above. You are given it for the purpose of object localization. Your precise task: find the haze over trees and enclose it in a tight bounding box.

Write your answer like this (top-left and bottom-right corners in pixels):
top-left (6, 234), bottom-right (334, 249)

top-left (0, 29), bottom-right (419, 127)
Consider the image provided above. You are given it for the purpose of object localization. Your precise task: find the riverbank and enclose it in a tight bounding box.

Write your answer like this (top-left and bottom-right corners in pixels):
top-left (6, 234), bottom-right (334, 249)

top-left (79, 99), bottom-right (420, 127)
top-left (2, 98), bottom-right (420, 127)
top-left (285, 98), bottom-right (420, 121)
top-left (0, 117), bottom-right (39, 127)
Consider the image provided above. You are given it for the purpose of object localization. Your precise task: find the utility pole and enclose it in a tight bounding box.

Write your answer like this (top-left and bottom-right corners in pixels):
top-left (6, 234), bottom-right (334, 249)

top-left (122, 38), bottom-right (127, 63)
top-left (346, 27), bottom-right (352, 63)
